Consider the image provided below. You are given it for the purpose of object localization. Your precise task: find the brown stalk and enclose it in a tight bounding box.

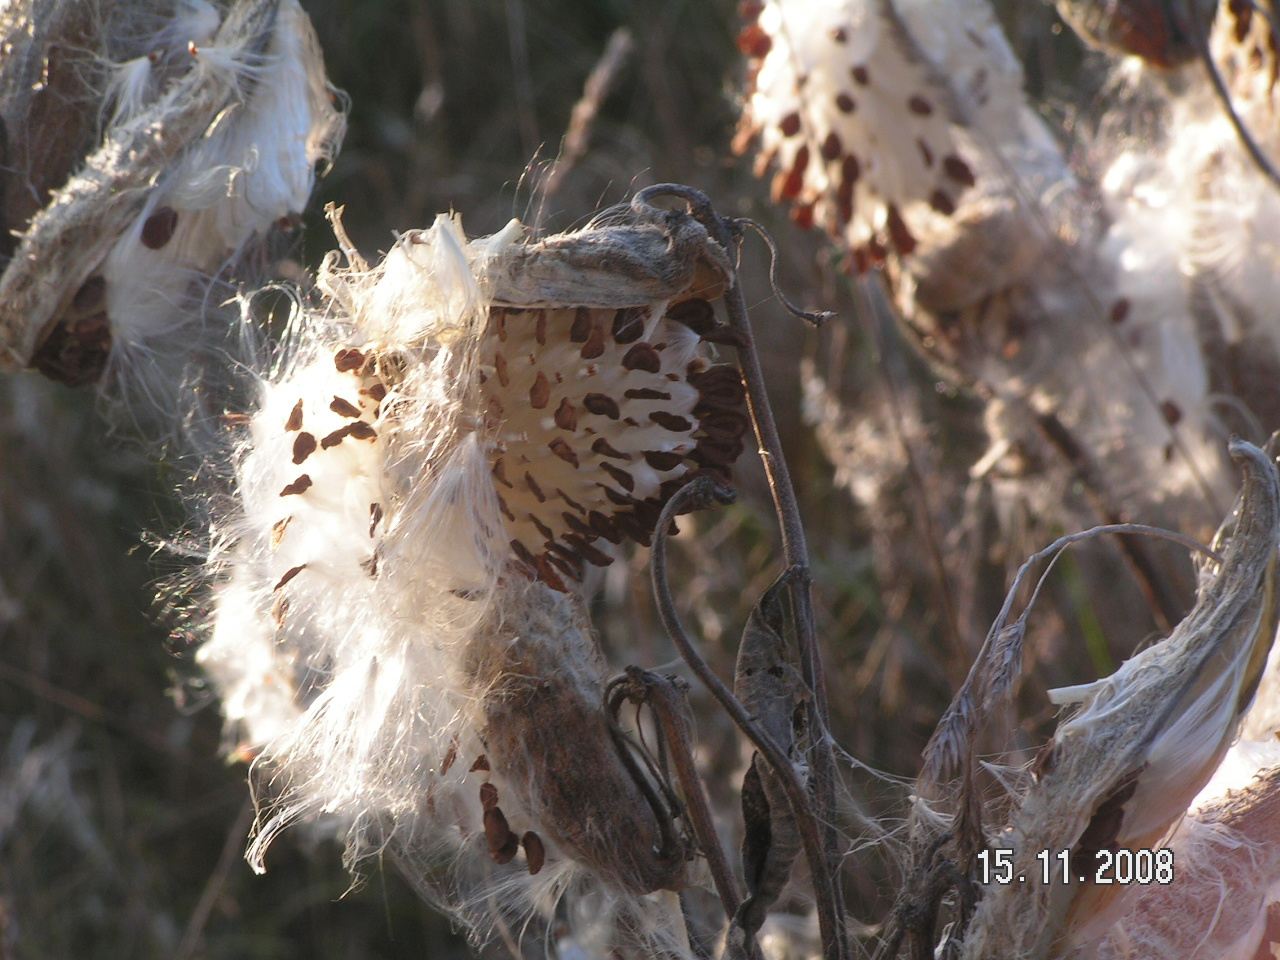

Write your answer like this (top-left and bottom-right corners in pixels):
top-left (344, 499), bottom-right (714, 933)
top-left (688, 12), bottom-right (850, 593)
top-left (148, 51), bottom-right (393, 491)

top-left (632, 184), bottom-right (851, 960)
top-left (649, 476), bottom-right (850, 960)
top-left (610, 667), bottom-right (743, 919)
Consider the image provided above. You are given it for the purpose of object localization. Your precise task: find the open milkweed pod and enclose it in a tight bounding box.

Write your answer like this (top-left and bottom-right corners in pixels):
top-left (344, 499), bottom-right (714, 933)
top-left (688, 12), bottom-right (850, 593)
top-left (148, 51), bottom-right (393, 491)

top-left (0, 0), bottom-right (342, 409)
top-left (959, 439), bottom-right (1280, 960)
top-left (735, 0), bottom-right (1038, 274)
top-left (194, 202), bottom-right (747, 955)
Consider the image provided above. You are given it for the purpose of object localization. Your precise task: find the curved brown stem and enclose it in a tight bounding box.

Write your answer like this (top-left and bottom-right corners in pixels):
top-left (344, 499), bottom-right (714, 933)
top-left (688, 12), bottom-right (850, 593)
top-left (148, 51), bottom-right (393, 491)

top-left (649, 476), bottom-right (850, 960)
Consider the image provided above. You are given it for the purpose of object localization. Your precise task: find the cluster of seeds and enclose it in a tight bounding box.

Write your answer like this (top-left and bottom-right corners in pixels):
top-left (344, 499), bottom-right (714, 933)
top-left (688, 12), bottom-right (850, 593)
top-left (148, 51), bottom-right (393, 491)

top-left (734, 0), bottom-right (1024, 270)
top-left (482, 297), bottom-right (748, 590)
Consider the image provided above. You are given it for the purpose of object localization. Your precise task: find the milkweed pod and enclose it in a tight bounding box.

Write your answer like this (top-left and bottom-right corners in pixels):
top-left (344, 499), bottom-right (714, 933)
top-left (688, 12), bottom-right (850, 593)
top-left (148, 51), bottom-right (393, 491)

top-left (960, 438), bottom-right (1280, 959)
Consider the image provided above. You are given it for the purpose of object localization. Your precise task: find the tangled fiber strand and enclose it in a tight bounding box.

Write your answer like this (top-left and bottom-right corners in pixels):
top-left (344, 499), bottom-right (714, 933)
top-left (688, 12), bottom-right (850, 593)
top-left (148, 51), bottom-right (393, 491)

top-left (0, 0), bottom-right (343, 430)
top-left (190, 205), bottom-right (755, 956)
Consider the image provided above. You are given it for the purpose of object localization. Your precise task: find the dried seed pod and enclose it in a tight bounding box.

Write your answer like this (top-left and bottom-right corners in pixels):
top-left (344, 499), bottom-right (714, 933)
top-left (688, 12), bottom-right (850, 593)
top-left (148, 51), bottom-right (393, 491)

top-left (735, 0), bottom-right (1025, 263)
top-left (960, 439), bottom-right (1280, 959)
top-left (728, 573), bottom-right (808, 956)
top-left (0, 0), bottom-right (344, 411)
top-left (193, 200), bottom-right (748, 959)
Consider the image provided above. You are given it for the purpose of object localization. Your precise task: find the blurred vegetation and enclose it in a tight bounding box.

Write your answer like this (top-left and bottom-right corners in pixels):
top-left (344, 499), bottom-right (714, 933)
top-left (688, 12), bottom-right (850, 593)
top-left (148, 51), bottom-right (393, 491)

top-left (0, 1), bottom-right (1168, 957)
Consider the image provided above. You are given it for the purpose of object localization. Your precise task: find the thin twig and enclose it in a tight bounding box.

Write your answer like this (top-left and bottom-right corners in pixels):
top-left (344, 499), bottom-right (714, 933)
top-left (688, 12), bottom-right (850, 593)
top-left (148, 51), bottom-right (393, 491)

top-left (175, 798), bottom-right (255, 960)
top-left (649, 475), bottom-right (850, 960)
top-left (541, 28), bottom-right (634, 202)
top-left (736, 218), bottom-right (836, 327)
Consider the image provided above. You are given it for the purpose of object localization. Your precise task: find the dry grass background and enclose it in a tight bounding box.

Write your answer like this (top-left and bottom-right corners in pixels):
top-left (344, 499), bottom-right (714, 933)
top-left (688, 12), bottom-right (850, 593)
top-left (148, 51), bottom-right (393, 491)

top-left (0, 2), bottom-right (1170, 957)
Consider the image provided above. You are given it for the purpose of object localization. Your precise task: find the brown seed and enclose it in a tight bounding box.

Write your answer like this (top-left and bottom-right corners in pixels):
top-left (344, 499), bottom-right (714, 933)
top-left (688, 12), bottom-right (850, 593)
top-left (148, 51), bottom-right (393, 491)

top-left (497, 495), bottom-right (516, 522)
top-left (546, 553), bottom-right (580, 581)
top-left (495, 352), bottom-right (509, 387)
top-left (821, 131), bottom-right (842, 161)
top-left (621, 343), bottom-right (661, 373)
top-left (521, 831), bottom-right (546, 874)
top-left (1160, 400), bottom-right (1182, 426)
top-left (665, 298), bottom-right (715, 336)
top-left (625, 387), bottom-right (671, 401)
top-left (492, 458), bottom-right (513, 488)
top-left (600, 461), bottom-right (635, 491)
top-left (280, 475), bottom-right (313, 496)
top-left (1110, 298), bottom-right (1131, 324)
top-left (583, 393), bottom-right (620, 419)
top-left (644, 450), bottom-right (685, 471)
top-left (908, 94), bottom-right (933, 115)
top-left (440, 739), bottom-right (458, 775)
top-left (554, 398), bottom-right (578, 431)
top-left (366, 382), bottom-right (387, 402)
top-left (650, 411), bottom-right (692, 432)
top-left (330, 396), bottom-right (362, 419)
top-left (530, 513), bottom-right (556, 542)
top-left (549, 437), bottom-right (580, 468)
top-left (534, 555), bottom-right (568, 591)
top-left (535, 310), bottom-right (547, 346)
top-left (334, 348), bottom-right (366, 372)
top-left (270, 516), bottom-right (292, 550)
top-left (369, 502), bottom-right (384, 537)
top-left (929, 190), bottom-right (955, 215)
top-left (530, 372), bottom-right (551, 409)
top-left (589, 511), bottom-right (623, 544)
top-left (591, 437), bottom-right (629, 460)
top-left (562, 511), bottom-right (595, 540)
top-left (320, 425), bottom-right (352, 449)
top-left (780, 111), bottom-right (802, 137)
top-left (886, 203), bottom-right (917, 256)
top-left (558, 488), bottom-right (586, 513)
top-left (918, 137), bottom-right (934, 168)
top-left (347, 421), bottom-right (376, 441)
top-left (581, 324), bottom-right (606, 359)
top-left (852, 64), bottom-right (869, 85)
top-left (835, 92), bottom-right (856, 114)
top-left (285, 400), bottom-right (304, 432)
top-left (470, 754), bottom-right (490, 772)
top-left (524, 471), bottom-right (547, 503)
top-left (292, 431), bottom-right (317, 464)
top-left (273, 564), bottom-right (306, 591)
top-left (612, 306), bottom-right (646, 344)
top-left (479, 782), bottom-right (499, 811)
top-left (737, 22), bottom-right (771, 58)
top-left (791, 204), bottom-right (814, 231)
top-left (830, 26), bottom-right (847, 43)
top-left (943, 154), bottom-right (976, 187)
top-left (480, 806), bottom-right (515, 861)
top-left (569, 307), bottom-right (592, 342)
top-left (565, 534), bottom-right (614, 567)
top-left (140, 206), bottom-right (179, 249)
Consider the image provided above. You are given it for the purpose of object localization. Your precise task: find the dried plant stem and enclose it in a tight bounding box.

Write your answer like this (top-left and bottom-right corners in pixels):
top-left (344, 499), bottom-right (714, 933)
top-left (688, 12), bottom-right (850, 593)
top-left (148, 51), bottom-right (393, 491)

top-left (613, 668), bottom-right (742, 919)
top-left (541, 27), bottom-right (634, 202)
top-left (650, 476), bottom-right (850, 960)
top-left (175, 798), bottom-right (255, 960)
top-left (632, 184), bottom-right (851, 960)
